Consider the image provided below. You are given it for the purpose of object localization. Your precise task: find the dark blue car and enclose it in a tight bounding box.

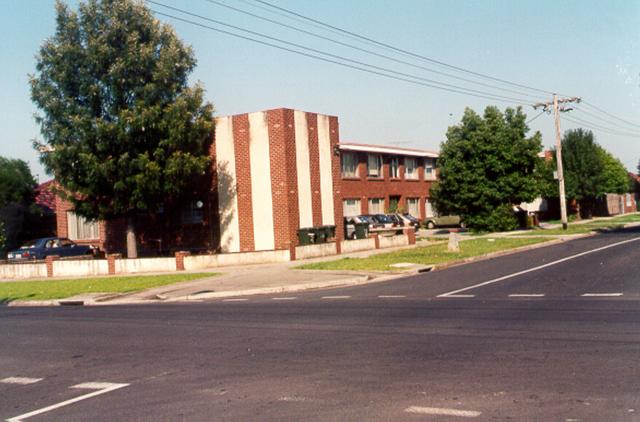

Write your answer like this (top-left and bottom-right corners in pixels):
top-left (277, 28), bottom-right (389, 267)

top-left (7, 237), bottom-right (97, 261)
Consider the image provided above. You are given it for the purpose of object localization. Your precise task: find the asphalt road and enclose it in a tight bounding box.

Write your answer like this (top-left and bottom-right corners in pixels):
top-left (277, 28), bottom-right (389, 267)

top-left (2, 228), bottom-right (640, 421)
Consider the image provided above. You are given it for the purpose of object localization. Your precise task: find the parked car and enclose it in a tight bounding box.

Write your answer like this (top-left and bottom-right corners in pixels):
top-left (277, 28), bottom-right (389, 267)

top-left (392, 213), bottom-right (420, 232)
top-left (424, 215), bottom-right (465, 229)
top-left (7, 237), bottom-right (98, 261)
top-left (371, 214), bottom-right (397, 229)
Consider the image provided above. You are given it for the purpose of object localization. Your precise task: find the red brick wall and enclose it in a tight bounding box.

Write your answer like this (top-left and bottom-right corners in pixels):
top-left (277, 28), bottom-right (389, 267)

top-left (232, 114), bottom-right (255, 252)
top-left (306, 113), bottom-right (323, 227)
top-left (329, 116), bottom-right (344, 241)
top-left (340, 152), bottom-right (435, 220)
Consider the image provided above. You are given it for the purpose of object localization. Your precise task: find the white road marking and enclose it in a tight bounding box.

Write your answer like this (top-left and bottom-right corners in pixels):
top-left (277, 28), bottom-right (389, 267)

top-left (509, 294), bottom-right (545, 297)
top-left (222, 298), bottom-right (248, 302)
top-left (442, 294), bottom-right (475, 298)
top-left (321, 296), bottom-right (351, 299)
top-left (6, 382), bottom-right (129, 421)
top-left (437, 236), bottom-right (640, 298)
top-left (378, 295), bottom-right (406, 298)
top-left (0, 377), bottom-right (42, 385)
top-left (581, 293), bottom-right (623, 297)
top-left (405, 406), bottom-right (481, 417)
top-left (272, 297), bottom-right (297, 300)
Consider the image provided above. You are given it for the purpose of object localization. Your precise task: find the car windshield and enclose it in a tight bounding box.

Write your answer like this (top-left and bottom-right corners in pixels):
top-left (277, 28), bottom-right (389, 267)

top-left (374, 214), bottom-right (392, 223)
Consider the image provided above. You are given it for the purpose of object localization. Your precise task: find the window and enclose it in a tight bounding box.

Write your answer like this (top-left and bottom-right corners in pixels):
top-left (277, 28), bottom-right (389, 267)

top-left (407, 198), bottom-right (420, 218)
top-left (367, 154), bottom-right (382, 178)
top-left (424, 158), bottom-right (436, 180)
top-left (182, 201), bottom-right (204, 224)
top-left (67, 212), bottom-right (99, 240)
top-left (405, 157), bottom-right (418, 180)
top-left (389, 157), bottom-right (399, 178)
top-left (343, 199), bottom-right (361, 217)
top-left (341, 152), bottom-right (358, 178)
top-left (368, 198), bottom-right (385, 214)
top-left (626, 193), bottom-right (632, 207)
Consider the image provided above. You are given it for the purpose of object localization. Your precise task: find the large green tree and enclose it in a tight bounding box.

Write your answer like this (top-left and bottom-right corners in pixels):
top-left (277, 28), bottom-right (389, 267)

top-left (598, 148), bottom-right (630, 195)
top-left (0, 157), bottom-right (39, 257)
top-left (30, 0), bottom-right (215, 257)
top-left (430, 106), bottom-right (543, 232)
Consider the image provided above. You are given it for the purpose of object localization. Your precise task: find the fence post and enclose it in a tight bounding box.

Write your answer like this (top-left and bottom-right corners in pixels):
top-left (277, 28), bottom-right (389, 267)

top-left (106, 253), bottom-right (121, 275)
top-left (371, 233), bottom-right (380, 249)
top-left (175, 251), bottom-right (190, 271)
top-left (45, 255), bottom-right (59, 278)
top-left (404, 229), bottom-right (416, 245)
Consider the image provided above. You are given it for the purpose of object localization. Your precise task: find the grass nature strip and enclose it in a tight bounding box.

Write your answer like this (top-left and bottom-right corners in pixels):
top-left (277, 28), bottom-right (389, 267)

top-left (0, 272), bottom-right (219, 303)
top-left (296, 237), bottom-right (550, 272)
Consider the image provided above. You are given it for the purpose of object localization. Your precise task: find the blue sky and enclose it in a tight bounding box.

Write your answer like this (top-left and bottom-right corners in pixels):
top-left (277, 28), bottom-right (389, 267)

top-left (1, 0), bottom-right (639, 182)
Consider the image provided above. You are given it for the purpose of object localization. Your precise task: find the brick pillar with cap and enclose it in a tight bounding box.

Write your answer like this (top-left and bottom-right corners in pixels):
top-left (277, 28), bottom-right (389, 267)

top-left (175, 251), bottom-right (190, 271)
top-left (45, 255), bottom-right (59, 278)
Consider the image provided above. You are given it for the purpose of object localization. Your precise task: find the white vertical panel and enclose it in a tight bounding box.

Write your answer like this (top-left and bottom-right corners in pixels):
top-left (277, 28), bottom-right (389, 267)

top-left (215, 117), bottom-right (241, 253)
top-left (248, 112), bottom-right (275, 251)
top-left (317, 115), bottom-right (335, 225)
top-left (294, 111), bottom-right (313, 228)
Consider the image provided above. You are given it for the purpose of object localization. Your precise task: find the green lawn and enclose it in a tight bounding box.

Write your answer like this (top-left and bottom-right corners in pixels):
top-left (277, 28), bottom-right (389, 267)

top-left (0, 272), bottom-right (219, 303)
top-left (296, 237), bottom-right (550, 272)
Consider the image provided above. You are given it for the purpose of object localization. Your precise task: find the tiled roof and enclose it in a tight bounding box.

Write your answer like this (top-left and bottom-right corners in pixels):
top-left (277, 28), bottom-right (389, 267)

top-left (35, 180), bottom-right (56, 214)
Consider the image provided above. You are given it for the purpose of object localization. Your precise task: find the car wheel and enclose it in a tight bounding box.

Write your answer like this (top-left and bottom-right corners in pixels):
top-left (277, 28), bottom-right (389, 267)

top-left (426, 221), bottom-right (435, 229)
top-left (460, 222), bottom-right (466, 229)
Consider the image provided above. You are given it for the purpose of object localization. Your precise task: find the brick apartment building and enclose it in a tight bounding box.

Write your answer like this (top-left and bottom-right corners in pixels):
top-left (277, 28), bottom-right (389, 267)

top-left (55, 107), bottom-right (438, 256)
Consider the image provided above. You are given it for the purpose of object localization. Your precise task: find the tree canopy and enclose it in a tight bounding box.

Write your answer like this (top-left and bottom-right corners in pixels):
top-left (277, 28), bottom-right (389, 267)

top-left (0, 157), bottom-right (36, 207)
top-left (0, 157), bottom-right (39, 257)
top-left (430, 106), bottom-right (543, 232)
top-left (544, 128), bottom-right (631, 218)
top-left (30, 0), bottom-right (215, 256)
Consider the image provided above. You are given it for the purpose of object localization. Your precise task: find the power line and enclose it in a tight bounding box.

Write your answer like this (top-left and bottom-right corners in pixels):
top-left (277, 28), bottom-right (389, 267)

top-left (202, 0), bottom-right (544, 100)
top-left (562, 115), bottom-right (640, 137)
top-left (580, 100), bottom-right (640, 130)
top-left (573, 105), bottom-right (640, 133)
top-left (525, 110), bottom-right (546, 125)
top-left (148, 3), bottom-right (537, 105)
top-left (249, 0), bottom-right (566, 97)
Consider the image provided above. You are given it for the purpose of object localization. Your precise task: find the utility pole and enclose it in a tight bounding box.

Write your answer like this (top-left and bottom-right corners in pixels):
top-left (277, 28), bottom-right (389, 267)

top-left (533, 95), bottom-right (581, 230)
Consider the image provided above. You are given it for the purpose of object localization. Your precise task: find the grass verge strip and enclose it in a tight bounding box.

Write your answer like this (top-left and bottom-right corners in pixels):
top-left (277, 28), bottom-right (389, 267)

top-left (296, 237), bottom-right (549, 272)
top-left (0, 272), bottom-right (219, 303)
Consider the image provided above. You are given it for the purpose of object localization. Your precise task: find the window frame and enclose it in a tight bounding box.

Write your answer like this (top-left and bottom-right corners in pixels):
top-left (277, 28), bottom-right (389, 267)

top-left (404, 157), bottom-right (418, 180)
top-left (342, 198), bottom-right (362, 217)
top-left (424, 157), bottom-right (436, 180)
top-left (367, 154), bottom-right (383, 178)
top-left (341, 152), bottom-right (358, 178)
top-left (368, 197), bottom-right (385, 214)
top-left (66, 211), bottom-right (100, 240)
top-left (389, 157), bottom-right (399, 179)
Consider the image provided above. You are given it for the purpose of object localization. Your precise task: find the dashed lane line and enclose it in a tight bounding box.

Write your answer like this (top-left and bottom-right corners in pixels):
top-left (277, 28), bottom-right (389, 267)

top-left (378, 295), bottom-right (407, 298)
top-left (6, 382), bottom-right (129, 422)
top-left (321, 296), bottom-right (351, 299)
top-left (581, 293), bottom-right (623, 297)
top-left (0, 377), bottom-right (43, 385)
top-left (222, 298), bottom-right (249, 302)
top-left (509, 294), bottom-right (545, 298)
top-left (437, 236), bottom-right (640, 298)
top-left (405, 406), bottom-right (481, 417)
top-left (271, 297), bottom-right (297, 300)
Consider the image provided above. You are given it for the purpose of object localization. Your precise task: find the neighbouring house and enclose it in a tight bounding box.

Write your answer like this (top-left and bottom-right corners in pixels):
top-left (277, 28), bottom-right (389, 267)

top-left (54, 108), bottom-right (439, 256)
top-left (34, 180), bottom-right (57, 237)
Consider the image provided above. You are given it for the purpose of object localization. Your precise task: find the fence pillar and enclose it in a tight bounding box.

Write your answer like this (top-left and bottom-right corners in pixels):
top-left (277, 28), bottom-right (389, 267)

top-left (289, 244), bottom-right (297, 261)
top-left (371, 233), bottom-right (380, 249)
top-left (45, 255), bottom-right (59, 278)
top-left (175, 251), bottom-right (190, 271)
top-left (335, 239), bottom-right (342, 255)
top-left (106, 253), bottom-right (121, 275)
top-left (404, 229), bottom-right (416, 245)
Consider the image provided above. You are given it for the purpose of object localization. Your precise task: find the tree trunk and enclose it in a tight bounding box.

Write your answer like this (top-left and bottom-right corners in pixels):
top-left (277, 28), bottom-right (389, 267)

top-left (126, 216), bottom-right (138, 258)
